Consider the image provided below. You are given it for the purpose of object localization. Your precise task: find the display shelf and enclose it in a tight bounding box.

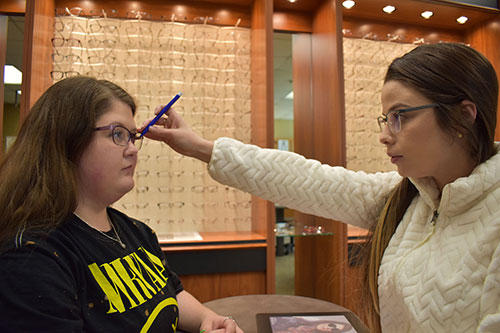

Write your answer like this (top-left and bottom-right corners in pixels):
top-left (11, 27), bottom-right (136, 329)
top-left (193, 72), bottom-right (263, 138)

top-left (275, 221), bottom-right (334, 237)
top-left (160, 231), bottom-right (267, 251)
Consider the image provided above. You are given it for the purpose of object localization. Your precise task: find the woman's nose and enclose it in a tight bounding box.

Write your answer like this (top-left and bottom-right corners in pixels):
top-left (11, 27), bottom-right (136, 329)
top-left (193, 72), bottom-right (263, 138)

top-left (379, 124), bottom-right (395, 145)
top-left (124, 140), bottom-right (139, 155)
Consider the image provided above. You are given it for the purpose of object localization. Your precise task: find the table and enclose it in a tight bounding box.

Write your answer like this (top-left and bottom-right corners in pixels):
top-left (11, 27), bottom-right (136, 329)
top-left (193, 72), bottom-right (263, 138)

top-left (203, 294), bottom-right (369, 332)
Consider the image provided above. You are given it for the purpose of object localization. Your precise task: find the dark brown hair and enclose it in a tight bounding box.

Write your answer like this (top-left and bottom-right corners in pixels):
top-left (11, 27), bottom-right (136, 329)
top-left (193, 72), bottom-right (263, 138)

top-left (361, 43), bottom-right (498, 331)
top-left (0, 76), bottom-right (136, 248)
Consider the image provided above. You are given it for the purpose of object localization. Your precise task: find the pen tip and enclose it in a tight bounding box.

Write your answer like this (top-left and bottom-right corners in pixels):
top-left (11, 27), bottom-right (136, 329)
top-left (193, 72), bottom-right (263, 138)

top-left (178, 92), bottom-right (183, 96)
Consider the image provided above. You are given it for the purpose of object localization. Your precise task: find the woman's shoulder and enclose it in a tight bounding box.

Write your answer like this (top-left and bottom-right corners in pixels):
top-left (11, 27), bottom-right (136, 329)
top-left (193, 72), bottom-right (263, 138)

top-left (0, 224), bottom-right (81, 282)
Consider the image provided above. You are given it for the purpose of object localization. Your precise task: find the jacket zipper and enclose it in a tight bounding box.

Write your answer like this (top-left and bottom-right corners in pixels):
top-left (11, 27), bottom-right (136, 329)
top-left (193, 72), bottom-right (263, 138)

top-left (430, 210), bottom-right (439, 225)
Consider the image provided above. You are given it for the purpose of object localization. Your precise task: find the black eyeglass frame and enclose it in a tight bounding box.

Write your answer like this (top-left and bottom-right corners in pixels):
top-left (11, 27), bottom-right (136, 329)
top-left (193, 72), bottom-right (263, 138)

top-left (94, 124), bottom-right (143, 149)
top-left (377, 103), bottom-right (439, 133)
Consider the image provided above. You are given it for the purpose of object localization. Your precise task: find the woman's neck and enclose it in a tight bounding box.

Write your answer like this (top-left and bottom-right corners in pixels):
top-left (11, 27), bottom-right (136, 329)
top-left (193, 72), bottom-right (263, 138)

top-left (74, 205), bottom-right (110, 231)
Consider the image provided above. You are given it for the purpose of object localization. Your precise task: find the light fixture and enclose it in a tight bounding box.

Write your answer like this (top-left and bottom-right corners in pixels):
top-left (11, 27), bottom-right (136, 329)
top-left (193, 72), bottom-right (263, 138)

top-left (457, 16), bottom-right (468, 24)
top-left (342, 0), bottom-right (356, 9)
top-left (285, 91), bottom-right (293, 100)
top-left (16, 90), bottom-right (21, 95)
top-left (288, 0), bottom-right (297, 3)
top-left (383, 5), bottom-right (396, 14)
top-left (421, 11), bottom-right (433, 19)
top-left (4, 65), bottom-right (22, 85)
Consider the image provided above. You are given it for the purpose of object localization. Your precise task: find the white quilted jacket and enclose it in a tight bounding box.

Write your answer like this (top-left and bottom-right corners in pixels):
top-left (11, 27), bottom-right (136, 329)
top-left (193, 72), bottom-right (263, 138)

top-left (208, 137), bottom-right (500, 333)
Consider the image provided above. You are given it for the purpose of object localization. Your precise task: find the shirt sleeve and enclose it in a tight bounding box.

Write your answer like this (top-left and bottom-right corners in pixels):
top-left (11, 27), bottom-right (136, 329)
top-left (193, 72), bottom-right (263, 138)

top-left (0, 243), bottom-right (83, 332)
top-left (208, 137), bottom-right (402, 230)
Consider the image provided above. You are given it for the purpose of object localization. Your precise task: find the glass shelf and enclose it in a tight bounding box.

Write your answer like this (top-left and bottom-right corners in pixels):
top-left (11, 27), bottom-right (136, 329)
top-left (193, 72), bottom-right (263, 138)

top-left (275, 221), bottom-right (334, 237)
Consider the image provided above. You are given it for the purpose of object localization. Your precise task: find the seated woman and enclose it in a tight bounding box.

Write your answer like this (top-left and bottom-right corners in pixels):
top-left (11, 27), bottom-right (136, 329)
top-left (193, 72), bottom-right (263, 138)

top-left (0, 76), bottom-right (241, 333)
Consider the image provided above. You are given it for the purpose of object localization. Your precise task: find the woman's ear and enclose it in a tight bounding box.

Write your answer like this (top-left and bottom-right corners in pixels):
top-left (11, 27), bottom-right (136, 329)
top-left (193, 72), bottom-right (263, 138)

top-left (461, 100), bottom-right (477, 121)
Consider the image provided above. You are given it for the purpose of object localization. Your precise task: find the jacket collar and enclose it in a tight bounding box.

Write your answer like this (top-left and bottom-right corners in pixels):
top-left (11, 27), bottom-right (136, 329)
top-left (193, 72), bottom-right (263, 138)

top-left (410, 143), bottom-right (500, 216)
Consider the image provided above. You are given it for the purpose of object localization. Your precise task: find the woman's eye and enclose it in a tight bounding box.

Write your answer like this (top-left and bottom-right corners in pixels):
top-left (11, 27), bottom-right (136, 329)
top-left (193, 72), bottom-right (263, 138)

top-left (113, 129), bottom-right (126, 139)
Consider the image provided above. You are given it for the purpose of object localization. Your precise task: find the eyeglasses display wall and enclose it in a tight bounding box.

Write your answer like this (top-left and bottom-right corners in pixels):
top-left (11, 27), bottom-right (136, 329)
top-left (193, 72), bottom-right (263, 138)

top-left (52, 9), bottom-right (252, 234)
top-left (343, 37), bottom-right (416, 173)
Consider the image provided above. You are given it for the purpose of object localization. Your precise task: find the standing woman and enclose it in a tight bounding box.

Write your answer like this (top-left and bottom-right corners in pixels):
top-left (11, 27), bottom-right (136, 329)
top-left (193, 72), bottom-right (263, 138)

top-left (141, 43), bottom-right (500, 332)
top-left (0, 77), bottom-right (242, 332)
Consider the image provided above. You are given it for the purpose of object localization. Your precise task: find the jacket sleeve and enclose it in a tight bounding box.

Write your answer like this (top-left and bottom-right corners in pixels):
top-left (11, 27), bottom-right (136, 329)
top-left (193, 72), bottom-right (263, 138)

top-left (477, 238), bottom-right (500, 333)
top-left (208, 137), bottom-right (402, 230)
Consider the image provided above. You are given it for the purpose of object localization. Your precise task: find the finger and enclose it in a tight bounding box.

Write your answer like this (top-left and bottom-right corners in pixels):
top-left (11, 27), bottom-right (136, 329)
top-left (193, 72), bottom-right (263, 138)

top-left (154, 104), bottom-right (165, 115)
top-left (153, 117), bottom-right (168, 127)
top-left (222, 317), bottom-right (238, 332)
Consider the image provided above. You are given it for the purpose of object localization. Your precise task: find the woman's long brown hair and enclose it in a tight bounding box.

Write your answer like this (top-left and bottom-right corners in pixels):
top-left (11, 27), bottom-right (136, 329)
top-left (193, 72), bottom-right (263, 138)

top-left (359, 43), bottom-right (498, 331)
top-left (0, 77), bottom-right (135, 249)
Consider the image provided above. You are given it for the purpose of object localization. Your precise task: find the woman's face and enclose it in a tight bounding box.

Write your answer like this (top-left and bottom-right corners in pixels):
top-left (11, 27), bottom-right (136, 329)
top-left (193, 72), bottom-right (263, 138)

top-left (77, 99), bottom-right (138, 207)
top-left (379, 80), bottom-right (473, 189)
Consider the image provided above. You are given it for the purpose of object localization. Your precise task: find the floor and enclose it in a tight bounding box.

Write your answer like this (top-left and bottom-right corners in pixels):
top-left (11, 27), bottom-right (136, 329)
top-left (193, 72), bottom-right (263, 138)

top-left (275, 251), bottom-right (295, 295)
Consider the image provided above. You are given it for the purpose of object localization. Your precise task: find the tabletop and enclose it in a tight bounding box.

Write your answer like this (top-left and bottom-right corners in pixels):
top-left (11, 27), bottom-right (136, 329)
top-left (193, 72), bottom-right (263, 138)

top-left (203, 294), bottom-right (369, 332)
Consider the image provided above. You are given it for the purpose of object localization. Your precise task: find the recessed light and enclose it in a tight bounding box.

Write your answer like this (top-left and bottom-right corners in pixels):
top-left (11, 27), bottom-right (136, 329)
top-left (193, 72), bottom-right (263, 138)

top-left (288, 0), bottom-right (297, 3)
top-left (421, 11), bottom-right (433, 19)
top-left (4, 65), bottom-right (22, 85)
top-left (383, 5), bottom-right (396, 14)
top-left (457, 16), bottom-right (468, 24)
top-left (342, 0), bottom-right (356, 9)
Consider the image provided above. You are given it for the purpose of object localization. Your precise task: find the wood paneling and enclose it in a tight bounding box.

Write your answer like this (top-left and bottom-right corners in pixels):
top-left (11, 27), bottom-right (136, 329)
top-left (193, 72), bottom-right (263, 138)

top-left (311, 0), bottom-right (348, 303)
top-left (292, 0), bottom-right (348, 307)
top-left (20, 0), bottom-right (53, 120)
top-left (0, 0), bottom-right (26, 14)
top-left (342, 0), bottom-right (499, 31)
top-left (466, 17), bottom-right (500, 140)
top-left (273, 11), bottom-right (312, 33)
top-left (250, 0), bottom-right (275, 294)
top-left (343, 16), bottom-right (465, 43)
top-left (54, 0), bottom-right (252, 27)
top-left (0, 16), bottom-right (7, 156)
top-left (179, 271), bottom-right (266, 303)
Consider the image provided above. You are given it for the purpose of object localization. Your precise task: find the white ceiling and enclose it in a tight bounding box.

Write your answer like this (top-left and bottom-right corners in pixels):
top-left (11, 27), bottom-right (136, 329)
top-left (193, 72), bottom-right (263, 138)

top-left (4, 15), bottom-right (23, 105)
top-left (3, 16), bottom-right (293, 120)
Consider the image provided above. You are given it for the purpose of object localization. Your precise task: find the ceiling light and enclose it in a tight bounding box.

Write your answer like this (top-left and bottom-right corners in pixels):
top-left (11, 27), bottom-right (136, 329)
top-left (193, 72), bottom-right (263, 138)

top-left (383, 5), bottom-right (396, 14)
top-left (288, 0), bottom-right (297, 3)
top-left (421, 11), bottom-right (433, 19)
top-left (456, 16), bottom-right (468, 24)
top-left (285, 91), bottom-right (293, 100)
top-left (342, 0), bottom-right (356, 9)
top-left (4, 65), bottom-right (22, 85)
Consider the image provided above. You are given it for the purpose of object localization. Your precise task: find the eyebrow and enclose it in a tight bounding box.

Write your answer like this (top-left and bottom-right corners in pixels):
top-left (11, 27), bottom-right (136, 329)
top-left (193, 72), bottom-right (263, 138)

top-left (99, 122), bottom-right (138, 133)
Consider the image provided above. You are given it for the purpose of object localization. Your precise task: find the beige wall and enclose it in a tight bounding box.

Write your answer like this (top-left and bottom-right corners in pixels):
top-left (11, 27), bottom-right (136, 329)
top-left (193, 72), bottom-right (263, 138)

top-left (3, 102), bottom-right (20, 149)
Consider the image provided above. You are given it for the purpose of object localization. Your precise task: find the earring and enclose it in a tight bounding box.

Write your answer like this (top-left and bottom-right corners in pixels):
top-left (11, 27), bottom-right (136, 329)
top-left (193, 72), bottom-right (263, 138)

top-left (457, 132), bottom-right (463, 138)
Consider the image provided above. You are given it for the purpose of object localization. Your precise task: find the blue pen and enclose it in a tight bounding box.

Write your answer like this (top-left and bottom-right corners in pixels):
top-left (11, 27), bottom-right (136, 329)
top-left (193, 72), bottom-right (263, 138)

top-left (139, 92), bottom-right (182, 138)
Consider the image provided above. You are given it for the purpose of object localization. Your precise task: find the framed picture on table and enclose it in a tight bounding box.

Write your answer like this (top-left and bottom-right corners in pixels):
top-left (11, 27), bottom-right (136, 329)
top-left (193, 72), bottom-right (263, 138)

top-left (256, 312), bottom-right (368, 333)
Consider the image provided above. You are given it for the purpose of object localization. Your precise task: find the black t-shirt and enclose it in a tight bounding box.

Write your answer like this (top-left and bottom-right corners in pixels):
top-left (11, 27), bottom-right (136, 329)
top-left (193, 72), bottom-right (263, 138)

top-left (0, 207), bottom-right (183, 332)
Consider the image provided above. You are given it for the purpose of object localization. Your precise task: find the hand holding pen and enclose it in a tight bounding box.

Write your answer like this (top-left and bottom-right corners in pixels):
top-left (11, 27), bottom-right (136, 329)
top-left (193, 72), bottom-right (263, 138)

top-left (139, 92), bottom-right (182, 138)
top-left (138, 94), bottom-right (214, 163)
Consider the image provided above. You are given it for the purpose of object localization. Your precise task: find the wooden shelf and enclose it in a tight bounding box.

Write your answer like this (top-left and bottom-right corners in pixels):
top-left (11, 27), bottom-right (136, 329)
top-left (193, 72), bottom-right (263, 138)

top-left (160, 231), bottom-right (267, 251)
